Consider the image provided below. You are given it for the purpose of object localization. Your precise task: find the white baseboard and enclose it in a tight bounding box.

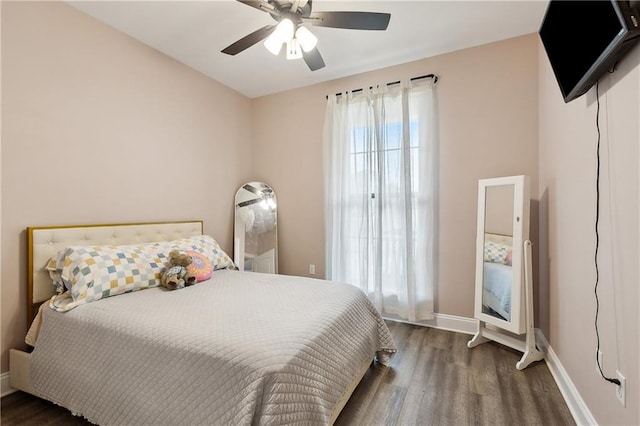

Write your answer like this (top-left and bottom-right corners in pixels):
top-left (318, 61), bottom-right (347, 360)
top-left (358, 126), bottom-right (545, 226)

top-left (385, 312), bottom-right (478, 335)
top-left (535, 330), bottom-right (596, 426)
top-left (429, 312), bottom-right (478, 334)
top-left (1, 371), bottom-right (16, 398)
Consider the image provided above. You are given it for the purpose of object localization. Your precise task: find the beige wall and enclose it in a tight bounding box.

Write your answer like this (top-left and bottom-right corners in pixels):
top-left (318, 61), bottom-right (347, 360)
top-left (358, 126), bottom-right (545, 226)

top-left (251, 34), bottom-right (539, 317)
top-left (1, 2), bottom-right (253, 371)
top-left (538, 38), bottom-right (639, 424)
top-left (3, 4), bottom-right (636, 423)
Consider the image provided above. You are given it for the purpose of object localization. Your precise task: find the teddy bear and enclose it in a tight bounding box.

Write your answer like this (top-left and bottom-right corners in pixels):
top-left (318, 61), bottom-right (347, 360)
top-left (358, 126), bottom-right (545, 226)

top-left (160, 250), bottom-right (197, 290)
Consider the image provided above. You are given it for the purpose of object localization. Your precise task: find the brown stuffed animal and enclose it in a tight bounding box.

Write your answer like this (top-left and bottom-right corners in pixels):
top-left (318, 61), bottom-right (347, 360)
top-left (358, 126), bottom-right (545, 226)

top-left (160, 250), bottom-right (197, 290)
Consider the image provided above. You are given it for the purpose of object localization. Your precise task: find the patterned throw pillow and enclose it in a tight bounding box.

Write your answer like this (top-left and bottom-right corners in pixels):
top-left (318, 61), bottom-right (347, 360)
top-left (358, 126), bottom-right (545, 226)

top-left (47, 235), bottom-right (237, 312)
top-left (483, 240), bottom-right (512, 265)
top-left (49, 243), bottom-right (167, 312)
top-left (186, 250), bottom-right (213, 282)
top-left (164, 235), bottom-right (236, 271)
top-left (46, 257), bottom-right (68, 294)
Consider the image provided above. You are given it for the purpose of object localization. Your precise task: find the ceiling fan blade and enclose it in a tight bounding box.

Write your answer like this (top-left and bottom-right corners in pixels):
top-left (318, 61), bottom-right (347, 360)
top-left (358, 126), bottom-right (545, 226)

top-left (236, 0), bottom-right (275, 14)
top-left (301, 0), bottom-right (313, 17)
top-left (221, 25), bottom-right (276, 55)
top-left (302, 47), bottom-right (325, 71)
top-left (306, 11), bottom-right (391, 30)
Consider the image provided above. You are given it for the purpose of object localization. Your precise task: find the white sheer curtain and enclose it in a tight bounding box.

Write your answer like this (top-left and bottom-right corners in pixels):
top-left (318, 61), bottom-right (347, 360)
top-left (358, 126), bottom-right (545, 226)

top-left (323, 78), bottom-right (438, 322)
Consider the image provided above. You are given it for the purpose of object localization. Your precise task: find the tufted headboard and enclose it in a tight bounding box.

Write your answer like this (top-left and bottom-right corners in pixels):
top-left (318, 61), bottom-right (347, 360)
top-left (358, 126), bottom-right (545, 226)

top-left (27, 220), bottom-right (203, 325)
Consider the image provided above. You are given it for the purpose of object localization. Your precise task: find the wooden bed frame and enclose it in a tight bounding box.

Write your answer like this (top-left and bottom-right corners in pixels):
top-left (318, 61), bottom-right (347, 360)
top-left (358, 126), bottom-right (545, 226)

top-left (10, 220), bottom-right (370, 424)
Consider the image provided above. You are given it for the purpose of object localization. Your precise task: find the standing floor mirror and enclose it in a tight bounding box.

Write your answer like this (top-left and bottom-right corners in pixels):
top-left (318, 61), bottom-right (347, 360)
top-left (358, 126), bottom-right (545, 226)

top-left (234, 182), bottom-right (278, 274)
top-left (467, 175), bottom-right (543, 370)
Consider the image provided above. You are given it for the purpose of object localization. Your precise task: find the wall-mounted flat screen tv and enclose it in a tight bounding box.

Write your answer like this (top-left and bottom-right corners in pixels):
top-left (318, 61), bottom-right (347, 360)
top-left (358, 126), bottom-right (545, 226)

top-left (539, 0), bottom-right (640, 103)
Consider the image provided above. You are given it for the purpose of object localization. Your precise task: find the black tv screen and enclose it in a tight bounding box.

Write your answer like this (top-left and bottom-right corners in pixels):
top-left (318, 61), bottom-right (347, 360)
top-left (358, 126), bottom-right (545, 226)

top-left (539, 0), bottom-right (640, 103)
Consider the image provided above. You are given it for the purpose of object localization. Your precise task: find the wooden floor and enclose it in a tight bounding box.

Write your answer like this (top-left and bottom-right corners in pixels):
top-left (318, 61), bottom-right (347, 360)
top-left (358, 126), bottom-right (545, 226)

top-left (336, 321), bottom-right (575, 425)
top-left (2, 321), bottom-right (575, 426)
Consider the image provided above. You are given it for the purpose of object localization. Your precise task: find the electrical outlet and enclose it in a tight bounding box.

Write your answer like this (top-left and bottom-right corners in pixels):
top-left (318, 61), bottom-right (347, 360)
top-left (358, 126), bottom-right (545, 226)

top-left (309, 264), bottom-right (316, 275)
top-left (596, 350), bottom-right (603, 374)
top-left (616, 370), bottom-right (626, 407)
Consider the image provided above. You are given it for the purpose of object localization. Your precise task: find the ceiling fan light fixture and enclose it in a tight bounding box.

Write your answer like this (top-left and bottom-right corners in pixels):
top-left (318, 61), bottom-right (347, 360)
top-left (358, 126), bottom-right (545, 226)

top-left (295, 26), bottom-right (317, 52)
top-left (264, 18), bottom-right (294, 55)
top-left (286, 38), bottom-right (303, 60)
top-left (228, 0), bottom-right (392, 72)
top-left (276, 18), bottom-right (295, 40)
top-left (264, 36), bottom-right (283, 55)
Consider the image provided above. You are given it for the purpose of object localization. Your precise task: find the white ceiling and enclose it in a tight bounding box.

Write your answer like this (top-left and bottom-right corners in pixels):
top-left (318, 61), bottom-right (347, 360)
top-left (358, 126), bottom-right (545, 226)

top-left (68, 1), bottom-right (549, 98)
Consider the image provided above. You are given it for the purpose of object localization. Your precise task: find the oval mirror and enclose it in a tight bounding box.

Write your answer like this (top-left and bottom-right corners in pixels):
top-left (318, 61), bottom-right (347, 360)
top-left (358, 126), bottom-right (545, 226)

top-left (234, 182), bottom-right (278, 274)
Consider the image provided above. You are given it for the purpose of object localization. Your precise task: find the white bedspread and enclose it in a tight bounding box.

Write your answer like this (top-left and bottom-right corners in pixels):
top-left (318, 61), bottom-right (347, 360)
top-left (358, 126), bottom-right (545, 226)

top-left (30, 270), bottom-right (396, 425)
top-left (482, 261), bottom-right (512, 320)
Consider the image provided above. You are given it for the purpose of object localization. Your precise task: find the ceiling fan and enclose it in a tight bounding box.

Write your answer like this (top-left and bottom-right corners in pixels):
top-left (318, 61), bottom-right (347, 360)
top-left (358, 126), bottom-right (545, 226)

top-left (221, 0), bottom-right (391, 71)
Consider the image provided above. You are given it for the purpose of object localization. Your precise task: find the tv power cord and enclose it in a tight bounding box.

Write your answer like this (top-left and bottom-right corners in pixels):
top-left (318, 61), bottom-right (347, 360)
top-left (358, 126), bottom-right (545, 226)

top-left (593, 80), bottom-right (621, 387)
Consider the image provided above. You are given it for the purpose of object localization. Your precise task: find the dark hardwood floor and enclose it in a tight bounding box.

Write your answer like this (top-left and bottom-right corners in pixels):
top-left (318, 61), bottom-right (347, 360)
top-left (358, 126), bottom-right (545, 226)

top-left (2, 321), bottom-right (574, 426)
top-left (335, 321), bottom-right (575, 425)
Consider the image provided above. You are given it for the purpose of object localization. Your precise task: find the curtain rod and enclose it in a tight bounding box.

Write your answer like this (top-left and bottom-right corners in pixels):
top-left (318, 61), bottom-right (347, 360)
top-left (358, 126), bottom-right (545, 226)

top-left (326, 73), bottom-right (438, 100)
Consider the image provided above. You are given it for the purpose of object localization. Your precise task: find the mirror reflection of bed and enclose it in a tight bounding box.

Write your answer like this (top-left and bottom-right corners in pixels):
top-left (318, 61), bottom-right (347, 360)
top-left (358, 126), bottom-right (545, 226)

top-left (481, 183), bottom-right (514, 322)
top-left (482, 232), bottom-right (513, 321)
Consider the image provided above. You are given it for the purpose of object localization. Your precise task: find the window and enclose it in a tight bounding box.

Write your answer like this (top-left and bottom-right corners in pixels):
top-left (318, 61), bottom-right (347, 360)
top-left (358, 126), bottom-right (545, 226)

top-left (323, 79), bottom-right (438, 322)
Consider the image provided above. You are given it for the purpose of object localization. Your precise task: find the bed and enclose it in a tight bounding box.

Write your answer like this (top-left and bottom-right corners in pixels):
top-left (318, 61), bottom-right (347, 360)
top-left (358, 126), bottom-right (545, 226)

top-left (481, 233), bottom-right (513, 321)
top-left (9, 221), bottom-right (396, 425)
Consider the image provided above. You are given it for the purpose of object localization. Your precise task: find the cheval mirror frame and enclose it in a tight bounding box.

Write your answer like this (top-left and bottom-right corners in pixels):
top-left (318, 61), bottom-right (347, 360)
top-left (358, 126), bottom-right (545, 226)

top-left (467, 175), bottom-right (543, 370)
